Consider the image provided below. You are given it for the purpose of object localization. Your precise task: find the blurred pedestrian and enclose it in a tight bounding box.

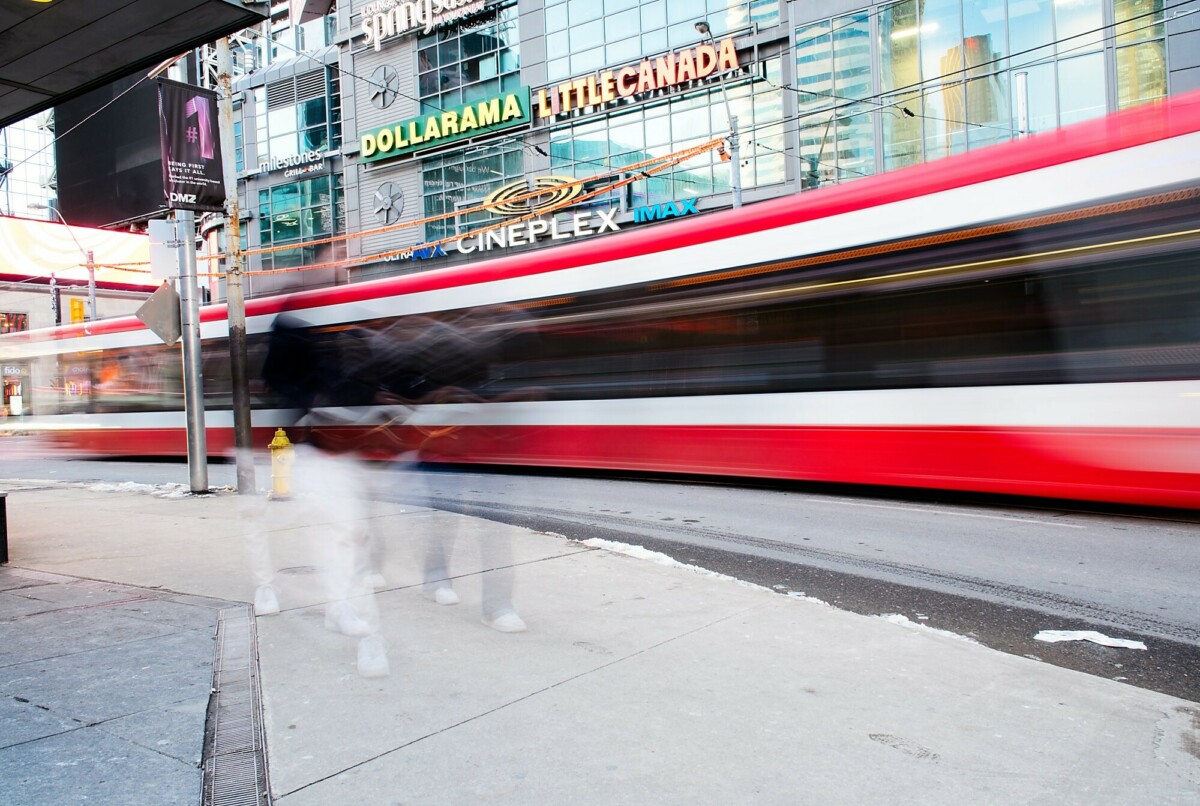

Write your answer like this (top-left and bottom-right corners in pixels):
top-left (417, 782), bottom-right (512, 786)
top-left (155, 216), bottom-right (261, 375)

top-left (250, 304), bottom-right (390, 678)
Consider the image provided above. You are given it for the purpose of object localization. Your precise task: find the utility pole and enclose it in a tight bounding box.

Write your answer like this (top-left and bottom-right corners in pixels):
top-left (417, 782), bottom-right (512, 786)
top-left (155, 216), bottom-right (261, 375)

top-left (49, 273), bottom-right (60, 325)
top-left (216, 36), bottom-right (255, 494)
top-left (176, 208), bottom-right (209, 493)
top-left (85, 250), bottom-right (96, 321)
top-left (727, 113), bottom-right (742, 208)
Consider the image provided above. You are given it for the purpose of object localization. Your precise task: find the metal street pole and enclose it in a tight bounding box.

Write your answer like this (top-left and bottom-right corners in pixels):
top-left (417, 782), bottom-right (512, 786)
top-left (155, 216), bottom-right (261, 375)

top-left (85, 249), bottom-right (96, 321)
top-left (696, 20), bottom-right (742, 208)
top-left (29, 203), bottom-right (99, 319)
top-left (216, 36), bottom-right (255, 494)
top-left (176, 208), bottom-right (209, 493)
top-left (728, 113), bottom-right (742, 208)
top-left (49, 273), bottom-right (60, 325)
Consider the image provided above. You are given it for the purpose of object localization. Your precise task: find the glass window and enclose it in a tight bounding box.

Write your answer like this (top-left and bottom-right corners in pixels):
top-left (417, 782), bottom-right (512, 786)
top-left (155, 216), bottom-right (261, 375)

top-left (233, 119), bottom-right (244, 173)
top-left (798, 0), bottom-right (1155, 179)
top-left (1117, 40), bottom-right (1167, 109)
top-left (1054, 0), bottom-right (1103, 54)
top-left (1058, 52), bottom-right (1106, 126)
top-left (0, 313), bottom-right (29, 335)
top-left (1115, 0), bottom-right (1164, 43)
top-left (548, 0), bottom-right (777, 79)
top-left (417, 2), bottom-right (520, 112)
top-left (963, 1), bottom-right (1009, 147)
top-left (252, 176), bottom-right (338, 272)
top-left (880, 0), bottom-right (921, 171)
top-left (421, 143), bottom-right (526, 243)
top-left (1012, 62), bottom-right (1057, 135)
top-left (550, 58), bottom-right (783, 207)
top-left (571, 19), bottom-right (605, 51)
top-left (1008, 0), bottom-right (1055, 59)
top-left (255, 69), bottom-right (340, 165)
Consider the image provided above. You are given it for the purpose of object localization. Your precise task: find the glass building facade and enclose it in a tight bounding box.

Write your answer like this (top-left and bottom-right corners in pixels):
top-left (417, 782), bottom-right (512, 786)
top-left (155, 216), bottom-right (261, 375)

top-left (544, 0), bottom-right (780, 81)
top-left (217, 0), bottom-right (1192, 293)
top-left (548, 57), bottom-right (786, 207)
top-left (252, 68), bottom-right (342, 169)
top-left (794, 0), bottom-right (1175, 189)
top-left (418, 1), bottom-right (523, 115)
top-left (256, 173), bottom-right (345, 271)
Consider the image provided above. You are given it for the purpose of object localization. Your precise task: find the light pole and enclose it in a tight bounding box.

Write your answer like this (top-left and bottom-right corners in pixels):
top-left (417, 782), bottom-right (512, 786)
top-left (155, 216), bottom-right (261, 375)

top-left (29, 203), bottom-right (96, 321)
top-left (695, 20), bottom-right (742, 208)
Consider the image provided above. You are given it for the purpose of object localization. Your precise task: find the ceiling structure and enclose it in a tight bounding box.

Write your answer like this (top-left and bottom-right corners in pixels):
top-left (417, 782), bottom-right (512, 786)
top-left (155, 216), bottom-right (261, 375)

top-left (0, 0), bottom-right (267, 129)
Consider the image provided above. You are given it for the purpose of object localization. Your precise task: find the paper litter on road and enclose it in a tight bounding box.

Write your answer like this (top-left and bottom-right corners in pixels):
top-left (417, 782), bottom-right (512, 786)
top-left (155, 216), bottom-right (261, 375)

top-left (1034, 630), bottom-right (1147, 650)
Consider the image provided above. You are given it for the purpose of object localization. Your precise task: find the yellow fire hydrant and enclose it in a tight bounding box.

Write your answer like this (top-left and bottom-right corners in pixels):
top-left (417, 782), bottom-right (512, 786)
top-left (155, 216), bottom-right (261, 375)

top-left (267, 428), bottom-right (294, 500)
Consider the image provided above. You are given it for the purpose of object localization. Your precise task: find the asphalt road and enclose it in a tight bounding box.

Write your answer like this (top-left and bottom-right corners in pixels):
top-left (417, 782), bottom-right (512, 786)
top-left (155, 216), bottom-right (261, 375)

top-left (3, 439), bottom-right (1198, 701)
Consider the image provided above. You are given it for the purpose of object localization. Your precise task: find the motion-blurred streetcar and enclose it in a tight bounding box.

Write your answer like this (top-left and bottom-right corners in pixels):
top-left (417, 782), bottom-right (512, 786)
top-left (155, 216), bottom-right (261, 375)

top-left (3, 92), bottom-right (1199, 508)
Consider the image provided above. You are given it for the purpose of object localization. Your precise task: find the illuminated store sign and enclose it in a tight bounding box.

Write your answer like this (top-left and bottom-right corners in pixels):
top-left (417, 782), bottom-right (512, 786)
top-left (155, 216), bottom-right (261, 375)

top-left (535, 38), bottom-right (740, 120)
top-left (379, 242), bottom-right (448, 262)
top-left (482, 176), bottom-right (583, 216)
top-left (359, 89), bottom-right (531, 163)
top-left (361, 0), bottom-right (496, 51)
top-left (257, 150), bottom-right (328, 176)
top-left (632, 198), bottom-right (700, 222)
top-left (457, 209), bottom-right (619, 254)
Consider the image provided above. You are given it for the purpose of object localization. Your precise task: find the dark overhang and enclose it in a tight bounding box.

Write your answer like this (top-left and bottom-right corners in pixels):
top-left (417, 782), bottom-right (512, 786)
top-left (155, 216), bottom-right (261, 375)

top-left (0, 0), bottom-right (268, 129)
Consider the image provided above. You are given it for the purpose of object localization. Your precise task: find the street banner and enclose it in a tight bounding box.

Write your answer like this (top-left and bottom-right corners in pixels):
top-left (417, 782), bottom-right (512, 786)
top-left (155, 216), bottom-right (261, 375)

top-left (156, 79), bottom-right (225, 212)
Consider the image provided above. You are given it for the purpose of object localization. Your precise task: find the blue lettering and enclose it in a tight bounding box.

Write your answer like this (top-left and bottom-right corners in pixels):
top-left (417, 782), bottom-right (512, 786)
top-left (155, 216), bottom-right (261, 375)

top-left (410, 242), bottom-right (448, 261)
top-left (632, 199), bottom-right (700, 223)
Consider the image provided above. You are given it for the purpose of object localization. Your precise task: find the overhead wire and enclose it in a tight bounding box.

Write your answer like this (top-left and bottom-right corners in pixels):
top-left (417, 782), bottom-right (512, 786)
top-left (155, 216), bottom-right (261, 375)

top-left (7, 1), bottom-right (1193, 283)
top-left (221, 1), bottom-right (1195, 274)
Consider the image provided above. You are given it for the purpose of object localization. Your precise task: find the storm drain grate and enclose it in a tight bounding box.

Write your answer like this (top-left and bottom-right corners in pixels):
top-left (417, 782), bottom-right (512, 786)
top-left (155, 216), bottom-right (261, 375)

top-left (202, 606), bottom-right (271, 806)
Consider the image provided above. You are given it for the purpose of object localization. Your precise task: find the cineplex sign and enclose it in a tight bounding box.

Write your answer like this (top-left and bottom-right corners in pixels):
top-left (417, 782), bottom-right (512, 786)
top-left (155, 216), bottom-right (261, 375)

top-left (535, 38), bottom-right (740, 119)
top-left (359, 89), bottom-right (530, 163)
top-left (453, 177), bottom-right (701, 254)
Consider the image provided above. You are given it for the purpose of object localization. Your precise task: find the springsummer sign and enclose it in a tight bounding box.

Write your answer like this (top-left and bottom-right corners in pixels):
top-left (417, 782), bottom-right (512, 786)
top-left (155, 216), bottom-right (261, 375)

top-left (361, 0), bottom-right (500, 51)
top-left (359, 88), bottom-right (531, 163)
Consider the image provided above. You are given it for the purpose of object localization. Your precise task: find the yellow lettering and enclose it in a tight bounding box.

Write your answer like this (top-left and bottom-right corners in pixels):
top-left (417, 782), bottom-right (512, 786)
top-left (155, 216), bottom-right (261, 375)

top-left (600, 72), bottom-right (617, 103)
top-left (395, 124), bottom-right (408, 148)
top-left (441, 111), bottom-right (459, 135)
top-left (478, 98), bottom-right (501, 126)
top-left (361, 132), bottom-right (377, 157)
top-left (536, 88), bottom-right (554, 119)
top-left (460, 104), bottom-right (478, 130)
top-left (376, 127), bottom-right (393, 152)
top-left (502, 93), bottom-right (522, 121)
top-left (571, 78), bottom-right (588, 108)
top-left (423, 115), bottom-right (441, 140)
top-left (585, 77), bottom-right (601, 106)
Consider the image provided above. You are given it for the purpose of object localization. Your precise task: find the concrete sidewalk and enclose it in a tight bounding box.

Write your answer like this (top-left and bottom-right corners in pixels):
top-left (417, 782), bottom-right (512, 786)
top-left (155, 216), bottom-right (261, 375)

top-left (0, 480), bottom-right (1197, 805)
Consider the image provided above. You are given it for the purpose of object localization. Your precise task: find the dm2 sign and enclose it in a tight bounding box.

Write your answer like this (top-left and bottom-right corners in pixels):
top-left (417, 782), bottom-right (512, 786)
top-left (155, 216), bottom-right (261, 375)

top-left (359, 89), bottom-right (530, 163)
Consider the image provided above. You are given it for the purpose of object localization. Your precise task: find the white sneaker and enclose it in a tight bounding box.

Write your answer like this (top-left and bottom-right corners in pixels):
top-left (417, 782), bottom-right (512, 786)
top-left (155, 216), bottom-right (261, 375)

top-left (357, 635), bottom-right (390, 678)
top-left (325, 602), bottom-right (370, 637)
top-left (433, 586), bottom-right (459, 606)
top-left (364, 572), bottom-right (387, 589)
top-left (483, 611), bottom-right (527, 633)
top-left (254, 585), bottom-right (280, 616)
